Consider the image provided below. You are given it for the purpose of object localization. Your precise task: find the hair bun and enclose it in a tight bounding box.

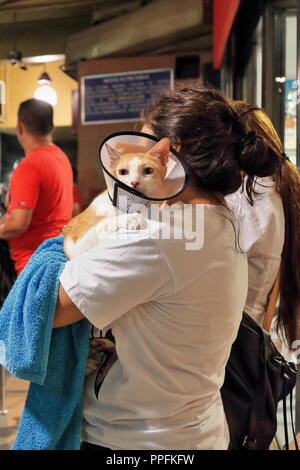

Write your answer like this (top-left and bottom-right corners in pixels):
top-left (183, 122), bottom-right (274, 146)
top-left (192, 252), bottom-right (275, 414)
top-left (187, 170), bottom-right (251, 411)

top-left (236, 130), bottom-right (277, 177)
top-left (240, 130), bottom-right (258, 149)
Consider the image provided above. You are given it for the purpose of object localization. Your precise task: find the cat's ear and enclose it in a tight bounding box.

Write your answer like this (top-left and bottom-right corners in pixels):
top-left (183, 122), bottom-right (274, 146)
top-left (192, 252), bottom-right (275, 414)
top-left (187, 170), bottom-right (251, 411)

top-left (148, 138), bottom-right (170, 166)
top-left (105, 143), bottom-right (121, 166)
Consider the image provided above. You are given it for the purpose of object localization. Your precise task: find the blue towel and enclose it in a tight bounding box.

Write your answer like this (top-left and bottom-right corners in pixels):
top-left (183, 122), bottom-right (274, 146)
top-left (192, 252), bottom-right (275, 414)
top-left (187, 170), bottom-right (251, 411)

top-left (0, 236), bottom-right (90, 450)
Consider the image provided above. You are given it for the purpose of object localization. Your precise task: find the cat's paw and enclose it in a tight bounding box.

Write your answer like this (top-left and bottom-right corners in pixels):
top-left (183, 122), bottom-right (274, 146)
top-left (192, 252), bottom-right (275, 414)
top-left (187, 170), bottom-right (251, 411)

top-left (64, 238), bottom-right (76, 259)
top-left (85, 358), bottom-right (99, 377)
top-left (125, 213), bottom-right (146, 231)
top-left (95, 203), bottom-right (117, 218)
top-left (94, 212), bottom-right (146, 240)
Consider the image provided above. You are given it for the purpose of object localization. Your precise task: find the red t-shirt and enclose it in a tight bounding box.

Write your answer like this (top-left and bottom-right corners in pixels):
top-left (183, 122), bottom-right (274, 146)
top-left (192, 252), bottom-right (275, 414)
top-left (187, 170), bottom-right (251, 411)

top-left (8, 144), bottom-right (73, 274)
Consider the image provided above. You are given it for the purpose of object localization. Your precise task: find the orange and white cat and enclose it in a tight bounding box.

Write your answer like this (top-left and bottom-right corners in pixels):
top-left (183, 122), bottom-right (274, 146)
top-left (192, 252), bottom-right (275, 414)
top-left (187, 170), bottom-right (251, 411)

top-left (62, 138), bottom-right (170, 259)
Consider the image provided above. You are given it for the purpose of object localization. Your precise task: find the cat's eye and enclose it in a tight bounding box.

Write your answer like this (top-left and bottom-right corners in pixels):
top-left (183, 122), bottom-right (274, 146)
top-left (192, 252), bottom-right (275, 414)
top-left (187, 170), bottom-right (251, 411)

top-left (144, 167), bottom-right (154, 175)
top-left (118, 169), bottom-right (129, 175)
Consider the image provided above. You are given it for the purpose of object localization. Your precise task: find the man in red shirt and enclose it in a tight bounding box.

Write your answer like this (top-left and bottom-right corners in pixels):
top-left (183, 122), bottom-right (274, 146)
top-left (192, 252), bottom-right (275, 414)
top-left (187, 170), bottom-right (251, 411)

top-left (0, 98), bottom-right (73, 274)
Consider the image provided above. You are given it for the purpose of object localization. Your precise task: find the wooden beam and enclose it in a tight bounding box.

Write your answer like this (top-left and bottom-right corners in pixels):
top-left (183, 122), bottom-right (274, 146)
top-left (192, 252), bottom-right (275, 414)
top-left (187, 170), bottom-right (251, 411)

top-left (0, 5), bottom-right (91, 24)
top-left (0, 16), bottom-right (90, 60)
top-left (0, 0), bottom-right (16, 5)
top-left (92, 0), bottom-right (140, 25)
top-left (272, 0), bottom-right (298, 7)
top-left (0, 0), bottom-right (97, 12)
top-left (145, 33), bottom-right (212, 55)
top-left (66, 0), bottom-right (207, 63)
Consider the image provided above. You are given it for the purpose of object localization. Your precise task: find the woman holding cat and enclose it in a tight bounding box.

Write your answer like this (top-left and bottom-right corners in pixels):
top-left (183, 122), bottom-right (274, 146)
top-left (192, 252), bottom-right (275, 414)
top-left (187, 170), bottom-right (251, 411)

top-left (53, 88), bottom-right (277, 450)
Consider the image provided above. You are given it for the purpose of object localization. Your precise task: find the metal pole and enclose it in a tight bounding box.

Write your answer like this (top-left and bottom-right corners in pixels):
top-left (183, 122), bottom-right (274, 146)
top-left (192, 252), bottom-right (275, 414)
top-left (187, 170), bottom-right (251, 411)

top-left (0, 365), bottom-right (8, 415)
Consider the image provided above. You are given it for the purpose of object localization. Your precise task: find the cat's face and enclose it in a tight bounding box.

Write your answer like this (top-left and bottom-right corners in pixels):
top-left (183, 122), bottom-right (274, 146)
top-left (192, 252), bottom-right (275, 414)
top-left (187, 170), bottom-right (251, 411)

top-left (105, 138), bottom-right (170, 196)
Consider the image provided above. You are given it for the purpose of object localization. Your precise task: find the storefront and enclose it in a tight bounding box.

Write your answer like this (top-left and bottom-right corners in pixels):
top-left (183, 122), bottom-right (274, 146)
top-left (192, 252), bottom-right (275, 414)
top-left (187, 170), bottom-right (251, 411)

top-left (216, 0), bottom-right (299, 167)
top-left (214, 0), bottom-right (300, 442)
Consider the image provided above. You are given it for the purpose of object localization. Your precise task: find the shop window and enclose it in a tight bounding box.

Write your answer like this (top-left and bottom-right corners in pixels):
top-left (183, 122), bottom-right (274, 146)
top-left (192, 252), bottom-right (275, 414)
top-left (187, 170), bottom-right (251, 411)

top-left (175, 56), bottom-right (201, 80)
top-left (284, 14), bottom-right (297, 164)
top-left (242, 18), bottom-right (263, 108)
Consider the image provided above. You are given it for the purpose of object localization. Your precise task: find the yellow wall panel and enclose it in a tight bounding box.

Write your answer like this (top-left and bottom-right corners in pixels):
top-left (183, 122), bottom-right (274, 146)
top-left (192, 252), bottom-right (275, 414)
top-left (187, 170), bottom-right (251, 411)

top-left (0, 60), bottom-right (77, 129)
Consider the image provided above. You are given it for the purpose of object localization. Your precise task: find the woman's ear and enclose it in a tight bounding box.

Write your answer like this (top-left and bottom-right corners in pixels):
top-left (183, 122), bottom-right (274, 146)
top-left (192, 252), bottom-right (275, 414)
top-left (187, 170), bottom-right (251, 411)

top-left (141, 124), bottom-right (154, 135)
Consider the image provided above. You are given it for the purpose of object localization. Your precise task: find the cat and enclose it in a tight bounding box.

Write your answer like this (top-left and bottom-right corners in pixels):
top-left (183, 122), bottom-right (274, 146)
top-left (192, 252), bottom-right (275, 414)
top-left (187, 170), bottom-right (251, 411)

top-left (62, 137), bottom-right (170, 259)
top-left (62, 137), bottom-right (170, 379)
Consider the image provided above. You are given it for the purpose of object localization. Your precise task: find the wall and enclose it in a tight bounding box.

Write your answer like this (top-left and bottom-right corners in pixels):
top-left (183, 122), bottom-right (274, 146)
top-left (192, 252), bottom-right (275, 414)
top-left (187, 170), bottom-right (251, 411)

top-left (0, 59), bottom-right (77, 129)
top-left (77, 55), bottom-right (203, 206)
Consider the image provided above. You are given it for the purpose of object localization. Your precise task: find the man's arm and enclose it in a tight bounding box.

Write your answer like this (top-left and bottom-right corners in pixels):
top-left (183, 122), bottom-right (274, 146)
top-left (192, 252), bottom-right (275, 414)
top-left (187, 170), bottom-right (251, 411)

top-left (0, 208), bottom-right (33, 240)
top-left (53, 284), bottom-right (84, 328)
top-left (72, 202), bottom-right (81, 217)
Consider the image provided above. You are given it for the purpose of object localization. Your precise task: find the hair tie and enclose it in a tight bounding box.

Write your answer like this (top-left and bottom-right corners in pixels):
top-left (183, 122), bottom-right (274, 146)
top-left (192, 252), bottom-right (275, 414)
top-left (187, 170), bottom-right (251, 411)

top-left (240, 130), bottom-right (258, 150)
top-left (281, 152), bottom-right (290, 163)
top-left (236, 131), bottom-right (258, 171)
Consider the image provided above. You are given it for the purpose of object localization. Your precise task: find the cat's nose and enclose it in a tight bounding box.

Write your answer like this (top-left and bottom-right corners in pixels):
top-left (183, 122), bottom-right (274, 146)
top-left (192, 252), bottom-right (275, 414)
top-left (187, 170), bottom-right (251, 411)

top-left (131, 181), bottom-right (140, 188)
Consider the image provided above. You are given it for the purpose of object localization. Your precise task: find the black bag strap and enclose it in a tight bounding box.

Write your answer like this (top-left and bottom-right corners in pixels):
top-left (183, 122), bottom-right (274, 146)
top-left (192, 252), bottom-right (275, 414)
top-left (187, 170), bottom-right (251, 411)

top-left (282, 387), bottom-right (299, 450)
top-left (290, 389), bottom-right (299, 450)
top-left (243, 329), bottom-right (269, 450)
top-left (243, 367), bottom-right (267, 449)
top-left (282, 382), bottom-right (289, 449)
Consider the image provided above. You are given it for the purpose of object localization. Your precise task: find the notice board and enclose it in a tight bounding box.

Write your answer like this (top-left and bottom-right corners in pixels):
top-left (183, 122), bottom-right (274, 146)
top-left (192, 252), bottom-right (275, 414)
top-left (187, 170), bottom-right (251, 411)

top-left (81, 68), bottom-right (173, 124)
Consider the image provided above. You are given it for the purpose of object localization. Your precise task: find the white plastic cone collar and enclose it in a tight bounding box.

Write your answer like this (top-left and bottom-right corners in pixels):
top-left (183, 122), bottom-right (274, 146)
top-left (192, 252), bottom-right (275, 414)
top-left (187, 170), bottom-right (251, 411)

top-left (99, 131), bottom-right (189, 212)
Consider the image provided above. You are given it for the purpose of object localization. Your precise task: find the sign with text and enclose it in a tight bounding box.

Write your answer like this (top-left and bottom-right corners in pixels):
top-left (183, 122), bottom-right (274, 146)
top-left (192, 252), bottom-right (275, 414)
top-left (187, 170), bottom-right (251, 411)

top-left (81, 69), bottom-right (173, 124)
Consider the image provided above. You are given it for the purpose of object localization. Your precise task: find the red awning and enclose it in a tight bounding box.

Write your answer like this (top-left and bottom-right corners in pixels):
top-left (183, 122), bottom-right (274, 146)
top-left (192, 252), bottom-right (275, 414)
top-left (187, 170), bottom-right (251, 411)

top-left (213, 0), bottom-right (240, 69)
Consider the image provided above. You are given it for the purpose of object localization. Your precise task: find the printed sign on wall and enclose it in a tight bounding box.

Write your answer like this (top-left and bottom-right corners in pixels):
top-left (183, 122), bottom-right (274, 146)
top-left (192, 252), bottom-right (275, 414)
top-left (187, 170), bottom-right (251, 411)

top-left (81, 69), bottom-right (173, 125)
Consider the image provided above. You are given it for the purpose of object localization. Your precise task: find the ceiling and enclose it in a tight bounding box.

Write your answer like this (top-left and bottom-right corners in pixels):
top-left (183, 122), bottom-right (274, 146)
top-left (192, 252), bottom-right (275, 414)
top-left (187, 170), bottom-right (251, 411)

top-left (0, 0), bottom-right (151, 28)
top-left (0, 0), bottom-right (212, 65)
top-left (0, 1), bottom-right (212, 142)
top-left (0, 1), bottom-right (150, 61)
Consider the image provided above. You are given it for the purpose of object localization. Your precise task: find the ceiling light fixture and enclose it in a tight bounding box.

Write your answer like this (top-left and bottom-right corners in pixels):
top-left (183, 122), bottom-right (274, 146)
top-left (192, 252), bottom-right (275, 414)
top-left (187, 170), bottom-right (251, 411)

top-left (34, 85), bottom-right (57, 106)
top-left (37, 71), bottom-right (52, 85)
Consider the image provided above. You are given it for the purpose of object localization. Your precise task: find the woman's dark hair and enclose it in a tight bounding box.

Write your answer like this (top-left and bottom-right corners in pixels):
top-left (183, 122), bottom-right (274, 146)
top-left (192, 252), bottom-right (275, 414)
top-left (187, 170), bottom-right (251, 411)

top-left (141, 87), bottom-right (279, 199)
top-left (234, 101), bottom-right (300, 348)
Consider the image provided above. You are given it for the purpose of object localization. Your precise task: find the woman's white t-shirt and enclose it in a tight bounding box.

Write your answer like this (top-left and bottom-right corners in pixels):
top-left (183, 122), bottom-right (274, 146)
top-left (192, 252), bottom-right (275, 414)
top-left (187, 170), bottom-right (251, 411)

top-left (60, 204), bottom-right (248, 450)
top-left (225, 177), bottom-right (285, 325)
